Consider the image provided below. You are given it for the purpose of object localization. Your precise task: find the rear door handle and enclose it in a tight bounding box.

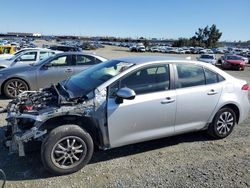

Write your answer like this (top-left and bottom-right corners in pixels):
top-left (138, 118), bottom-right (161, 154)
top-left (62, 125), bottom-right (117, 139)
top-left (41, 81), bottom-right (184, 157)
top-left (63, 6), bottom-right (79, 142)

top-left (207, 89), bottom-right (218, 95)
top-left (161, 97), bottom-right (175, 104)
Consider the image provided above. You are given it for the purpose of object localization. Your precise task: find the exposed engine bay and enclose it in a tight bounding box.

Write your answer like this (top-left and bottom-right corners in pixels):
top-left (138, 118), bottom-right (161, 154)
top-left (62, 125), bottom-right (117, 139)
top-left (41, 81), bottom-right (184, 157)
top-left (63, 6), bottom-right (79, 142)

top-left (2, 83), bottom-right (107, 156)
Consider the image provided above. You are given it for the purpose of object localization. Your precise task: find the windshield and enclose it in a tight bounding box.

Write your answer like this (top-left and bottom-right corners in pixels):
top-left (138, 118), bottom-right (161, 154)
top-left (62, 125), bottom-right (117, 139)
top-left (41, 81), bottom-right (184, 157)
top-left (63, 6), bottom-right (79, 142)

top-left (13, 49), bottom-right (25, 56)
top-left (226, 55), bottom-right (242, 60)
top-left (7, 53), bottom-right (20, 61)
top-left (64, 60), bottom-right (134, 98)
top-left (7, 50), bottom-right (30, 61)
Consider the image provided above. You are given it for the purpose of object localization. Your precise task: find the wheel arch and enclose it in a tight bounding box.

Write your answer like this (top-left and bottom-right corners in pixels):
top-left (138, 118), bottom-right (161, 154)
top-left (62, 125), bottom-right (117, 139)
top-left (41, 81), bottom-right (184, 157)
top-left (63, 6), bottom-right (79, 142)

top-left (39, 115), bottom-right (104, 147)
top-left (211, 103), bottom-right (240, 124)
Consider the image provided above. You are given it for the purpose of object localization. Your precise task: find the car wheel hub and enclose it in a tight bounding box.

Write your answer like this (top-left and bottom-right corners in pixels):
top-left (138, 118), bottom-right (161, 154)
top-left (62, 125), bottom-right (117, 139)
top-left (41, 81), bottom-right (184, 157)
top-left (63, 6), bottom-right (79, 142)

top-left (216, 112), bottom-right (234, 135)
top-left (51, 136), bottom-right (87, 169)
top-left (7, 81), bottom-right (27, 97)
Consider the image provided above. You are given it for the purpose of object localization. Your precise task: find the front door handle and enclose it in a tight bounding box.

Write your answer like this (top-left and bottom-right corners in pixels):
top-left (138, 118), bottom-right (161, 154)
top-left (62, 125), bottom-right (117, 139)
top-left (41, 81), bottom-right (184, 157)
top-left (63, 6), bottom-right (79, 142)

top-left (207, 89), bottom-right (218, 95)
top-left (65, 68), bottom-right (73, 73)
top-left (161, 97), bottom-right (175, 104)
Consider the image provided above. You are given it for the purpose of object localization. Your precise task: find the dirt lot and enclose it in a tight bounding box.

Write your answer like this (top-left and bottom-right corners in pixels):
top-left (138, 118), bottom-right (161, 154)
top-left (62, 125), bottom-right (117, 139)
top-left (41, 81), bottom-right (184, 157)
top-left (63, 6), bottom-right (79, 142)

top-left (0, 45), bottom-right (250, 188)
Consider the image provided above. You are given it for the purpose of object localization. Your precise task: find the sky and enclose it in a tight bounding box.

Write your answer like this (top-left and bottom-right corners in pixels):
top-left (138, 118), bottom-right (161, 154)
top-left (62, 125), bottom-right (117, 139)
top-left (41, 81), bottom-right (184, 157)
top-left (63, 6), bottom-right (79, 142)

top-left (1, 0), bottom-right (250, 41)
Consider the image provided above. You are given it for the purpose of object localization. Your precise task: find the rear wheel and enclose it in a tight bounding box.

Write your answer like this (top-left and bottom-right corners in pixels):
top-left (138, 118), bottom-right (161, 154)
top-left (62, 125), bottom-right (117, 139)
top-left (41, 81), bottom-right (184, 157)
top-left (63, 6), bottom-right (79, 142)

top-left (41, 125), bottom-right (94, 175)
top-left (3, 78), bottom-right (29, 98)
top-left (208, 108), bottom-right (236, 139)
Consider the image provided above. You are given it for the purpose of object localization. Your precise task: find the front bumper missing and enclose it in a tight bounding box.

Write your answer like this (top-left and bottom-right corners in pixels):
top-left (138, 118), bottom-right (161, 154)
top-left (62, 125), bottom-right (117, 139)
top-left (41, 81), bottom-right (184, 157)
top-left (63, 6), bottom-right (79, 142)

top-left (4, 124), bottom-right (47, 156)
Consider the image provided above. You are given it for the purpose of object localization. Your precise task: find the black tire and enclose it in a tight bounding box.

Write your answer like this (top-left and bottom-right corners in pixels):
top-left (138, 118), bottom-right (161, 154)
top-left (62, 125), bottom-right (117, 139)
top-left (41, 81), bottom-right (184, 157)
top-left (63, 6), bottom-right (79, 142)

top-left (3, 78), bottom-right (29, 98)
top-left (208, 108), bottom-right (236, 139)
top-left (41, 125), bottom-right (94, 175)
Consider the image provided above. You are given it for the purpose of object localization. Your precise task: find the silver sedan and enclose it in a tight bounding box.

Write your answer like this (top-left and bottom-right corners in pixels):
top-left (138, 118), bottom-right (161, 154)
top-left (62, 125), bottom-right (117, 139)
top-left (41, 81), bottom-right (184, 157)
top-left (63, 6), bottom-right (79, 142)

top-left (3, 56), bottom-right (249, 175)
top-left (0, 52), bottom-right (107, 98)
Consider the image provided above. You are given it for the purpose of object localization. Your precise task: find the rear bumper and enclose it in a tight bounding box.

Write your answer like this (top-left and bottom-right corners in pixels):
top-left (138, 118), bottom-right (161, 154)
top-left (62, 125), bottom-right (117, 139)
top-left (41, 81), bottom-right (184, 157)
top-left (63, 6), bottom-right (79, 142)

top-left (239, 98), bottom-right (250, 124)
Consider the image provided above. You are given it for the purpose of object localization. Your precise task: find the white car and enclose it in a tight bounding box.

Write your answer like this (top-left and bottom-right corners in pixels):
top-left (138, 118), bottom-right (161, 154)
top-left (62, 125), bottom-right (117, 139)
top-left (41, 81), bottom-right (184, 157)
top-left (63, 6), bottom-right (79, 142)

top-left (130, 44), bottom-right (146, 52)
top-left (0, 49), bottom-right (62, 69)
top-left (0, 48), bottom-right (54, 60)
top-left (197, 54), bottom-right (217, 65)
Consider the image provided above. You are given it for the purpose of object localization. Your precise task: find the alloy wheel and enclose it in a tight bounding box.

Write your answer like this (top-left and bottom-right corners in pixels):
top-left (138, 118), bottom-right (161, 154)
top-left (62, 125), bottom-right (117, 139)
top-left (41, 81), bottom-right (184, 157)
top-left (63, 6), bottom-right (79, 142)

top-left (216, 111), bottom-right (234, 135)
top-left (51, 136), bottom-right (87, 169)
top-left (5, 80), bottom-right (28, 97)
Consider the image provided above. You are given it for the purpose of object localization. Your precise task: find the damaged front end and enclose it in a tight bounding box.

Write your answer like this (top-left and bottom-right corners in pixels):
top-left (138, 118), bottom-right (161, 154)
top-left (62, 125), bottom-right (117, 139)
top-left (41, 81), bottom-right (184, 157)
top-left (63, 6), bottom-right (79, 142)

top-left (3, 84), bottom-right (100, 157)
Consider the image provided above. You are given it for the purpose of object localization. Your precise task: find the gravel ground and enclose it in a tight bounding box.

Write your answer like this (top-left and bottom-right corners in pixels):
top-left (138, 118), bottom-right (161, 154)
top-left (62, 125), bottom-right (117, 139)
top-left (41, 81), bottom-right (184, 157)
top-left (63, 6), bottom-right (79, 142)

top-left (0, 44), bottom-right (249, 188)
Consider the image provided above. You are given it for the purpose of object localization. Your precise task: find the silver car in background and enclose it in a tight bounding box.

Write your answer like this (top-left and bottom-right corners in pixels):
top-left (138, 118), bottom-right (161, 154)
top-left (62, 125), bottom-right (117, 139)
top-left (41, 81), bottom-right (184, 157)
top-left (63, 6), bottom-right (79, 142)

top-left (197, 54), bottom-right (217, 65)
top-left (0, 52), bottom-right (107, 98)
top-left (3, 56), bottom-right (249, 175)
top-left (0, 48), bottom-right (53, 60)
top-left (0, 48), bottom-right (62, 69)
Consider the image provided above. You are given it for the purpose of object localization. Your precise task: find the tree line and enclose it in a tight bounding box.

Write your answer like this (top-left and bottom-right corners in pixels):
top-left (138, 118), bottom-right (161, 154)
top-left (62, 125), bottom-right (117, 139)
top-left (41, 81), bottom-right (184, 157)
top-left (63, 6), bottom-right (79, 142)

top-left (173, 24), bottom-right (222, 48)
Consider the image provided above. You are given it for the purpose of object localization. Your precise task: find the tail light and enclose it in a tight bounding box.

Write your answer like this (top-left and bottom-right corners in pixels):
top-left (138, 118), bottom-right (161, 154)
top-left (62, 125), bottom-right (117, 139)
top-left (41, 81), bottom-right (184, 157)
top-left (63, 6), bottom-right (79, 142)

top-left (242, 84), bottom-right (249, 91)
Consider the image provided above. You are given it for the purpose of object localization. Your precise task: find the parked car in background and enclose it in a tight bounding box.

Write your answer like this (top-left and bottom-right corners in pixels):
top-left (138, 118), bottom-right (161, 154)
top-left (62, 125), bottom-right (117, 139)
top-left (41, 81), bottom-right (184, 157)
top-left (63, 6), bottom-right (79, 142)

top-left (199, 49), bottom-right (214, 54)
top-left (149, 46), bottom-right (161, 52)
top-left (212, 48), bottom-right (225, 54)
top-left (0, 49), bottom-right (62, 69)
top-left (165, 47), bottom-right (179, 54)
top-left (221, 54), bottom-right (246, 70)
top-left (197, 54), bottom-right (217, 65)
top-left (0, 52), bottom-right (107, 98)
top-left (48, 45), bottom-right (82, 52)
top-left (0, 48), bottom-right (53, 60)
top-left (3, 56), bottom-right (249, 175)
top-left (130, 43), bottom-right (146, 52)
top-left (0, 45), bottom-right (16, 55)
top-left (241, 53), bottom-right (250, 64)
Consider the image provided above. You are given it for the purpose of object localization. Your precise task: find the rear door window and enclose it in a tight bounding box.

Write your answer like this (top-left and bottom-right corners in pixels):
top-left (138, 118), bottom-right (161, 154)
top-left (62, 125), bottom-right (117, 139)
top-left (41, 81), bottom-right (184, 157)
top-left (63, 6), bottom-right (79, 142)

top-left (204, 68), bottom-right (218, 84)
top-left (75, 55), bottom-right (96, 65)
top-left (204, 67), bottom-right (225, 84)
top-left (176, 64), bottom-right (205, 88)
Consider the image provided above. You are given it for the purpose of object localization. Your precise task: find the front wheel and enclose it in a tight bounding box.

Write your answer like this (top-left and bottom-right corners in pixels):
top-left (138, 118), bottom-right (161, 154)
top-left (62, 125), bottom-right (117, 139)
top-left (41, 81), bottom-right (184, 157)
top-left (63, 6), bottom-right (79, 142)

top-left (208, 108), bottom-right (236, 139)
top-left (41, 125), bottom-right (94, 175)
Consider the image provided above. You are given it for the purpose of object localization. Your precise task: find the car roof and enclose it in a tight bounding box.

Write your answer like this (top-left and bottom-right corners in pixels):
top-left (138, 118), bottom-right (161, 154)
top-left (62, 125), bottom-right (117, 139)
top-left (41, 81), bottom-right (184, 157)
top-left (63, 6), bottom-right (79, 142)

top-left (97, 55), bottom-right (234, 91)
top-left (200, 54), bottom-right (215, 56)
top-left (114, 56), bottom-right (194, 65)
top-left (55, 51), bottom-right (98, 56)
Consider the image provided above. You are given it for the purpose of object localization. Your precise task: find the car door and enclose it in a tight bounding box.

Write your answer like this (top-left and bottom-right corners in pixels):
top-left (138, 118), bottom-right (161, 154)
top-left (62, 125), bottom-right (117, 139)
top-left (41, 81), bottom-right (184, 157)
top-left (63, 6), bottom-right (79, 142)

top-left (36, 54), bottom-right (75, 89)
top-left (72, 54), bottom-right (97, 74)
top-left (107, 64), bottom-right (176, 148)
top-left (174, 64), bottom-right (223, 133)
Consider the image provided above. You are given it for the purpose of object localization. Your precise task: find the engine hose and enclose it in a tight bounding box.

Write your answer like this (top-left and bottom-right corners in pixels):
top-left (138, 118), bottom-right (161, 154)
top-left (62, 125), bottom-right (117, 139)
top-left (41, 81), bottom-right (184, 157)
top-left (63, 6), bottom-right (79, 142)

top-left (0, 169), bottom-right (6, 188)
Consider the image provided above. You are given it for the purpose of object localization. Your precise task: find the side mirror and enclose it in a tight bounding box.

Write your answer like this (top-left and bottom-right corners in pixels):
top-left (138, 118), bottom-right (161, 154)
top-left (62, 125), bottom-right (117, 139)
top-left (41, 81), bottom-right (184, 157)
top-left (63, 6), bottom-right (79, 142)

top-left (115, 87), bottom-right (136, 104)
top-left (42, 63), bottom-right (52, 69)
top-left (15, 57), bottom-right (21, 62)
